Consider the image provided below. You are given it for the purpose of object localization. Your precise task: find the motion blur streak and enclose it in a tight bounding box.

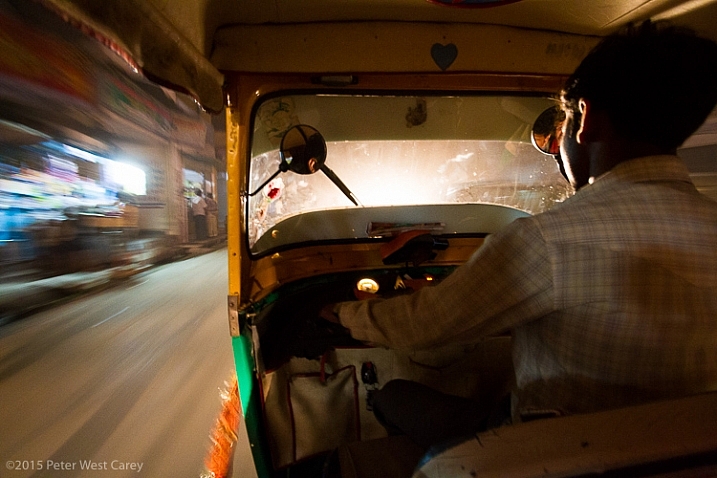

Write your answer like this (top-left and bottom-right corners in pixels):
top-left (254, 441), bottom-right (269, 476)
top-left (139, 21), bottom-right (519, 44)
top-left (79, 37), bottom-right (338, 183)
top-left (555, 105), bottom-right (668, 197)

top-left (0, 249), bottom-right (248, 477)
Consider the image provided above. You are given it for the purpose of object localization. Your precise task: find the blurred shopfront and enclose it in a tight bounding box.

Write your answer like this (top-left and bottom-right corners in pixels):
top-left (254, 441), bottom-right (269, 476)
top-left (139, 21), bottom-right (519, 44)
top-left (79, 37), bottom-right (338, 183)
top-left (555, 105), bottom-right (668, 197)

top-left (0, 0), bottom-right (222, 275)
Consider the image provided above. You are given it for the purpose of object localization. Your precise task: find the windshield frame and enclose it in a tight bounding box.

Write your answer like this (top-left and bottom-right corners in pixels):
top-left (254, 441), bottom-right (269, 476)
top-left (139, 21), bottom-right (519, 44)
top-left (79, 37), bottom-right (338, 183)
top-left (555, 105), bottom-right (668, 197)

top-left (243, 87), bottom-right (571, 258)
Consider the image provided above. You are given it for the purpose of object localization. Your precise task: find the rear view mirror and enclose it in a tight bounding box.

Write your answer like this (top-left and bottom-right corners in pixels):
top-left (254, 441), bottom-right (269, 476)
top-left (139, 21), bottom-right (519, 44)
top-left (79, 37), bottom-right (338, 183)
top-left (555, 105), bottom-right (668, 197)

top-left (531, 106), bottom-right (564, 156)
top-left (280, 124), bottom-right (327, 175)
top-left (249, 124), bottom-right (361, 206)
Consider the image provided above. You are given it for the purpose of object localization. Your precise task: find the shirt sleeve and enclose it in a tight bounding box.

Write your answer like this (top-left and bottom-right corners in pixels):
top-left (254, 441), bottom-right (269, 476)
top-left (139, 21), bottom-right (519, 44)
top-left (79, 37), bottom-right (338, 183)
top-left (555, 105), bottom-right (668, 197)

top-left (335, 217), bottom-right (554, 350)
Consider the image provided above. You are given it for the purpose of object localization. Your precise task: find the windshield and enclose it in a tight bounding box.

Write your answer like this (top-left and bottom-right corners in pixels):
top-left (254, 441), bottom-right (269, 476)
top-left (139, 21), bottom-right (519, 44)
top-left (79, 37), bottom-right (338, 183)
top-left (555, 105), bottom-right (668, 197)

top-left (248, 94), bottom-right (573, 253)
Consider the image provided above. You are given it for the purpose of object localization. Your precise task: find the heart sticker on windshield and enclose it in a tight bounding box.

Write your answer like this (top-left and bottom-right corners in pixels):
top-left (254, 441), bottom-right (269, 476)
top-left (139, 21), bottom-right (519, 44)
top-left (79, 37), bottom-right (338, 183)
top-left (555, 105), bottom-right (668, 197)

top-left (431, 43), bottom-right (458, 71)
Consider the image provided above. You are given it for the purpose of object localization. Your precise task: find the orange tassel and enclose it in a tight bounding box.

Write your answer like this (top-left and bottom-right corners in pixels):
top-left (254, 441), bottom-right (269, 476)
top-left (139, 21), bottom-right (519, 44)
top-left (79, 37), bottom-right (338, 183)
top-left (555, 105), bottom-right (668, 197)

top-left (203, 372), bottom-right (240, 478)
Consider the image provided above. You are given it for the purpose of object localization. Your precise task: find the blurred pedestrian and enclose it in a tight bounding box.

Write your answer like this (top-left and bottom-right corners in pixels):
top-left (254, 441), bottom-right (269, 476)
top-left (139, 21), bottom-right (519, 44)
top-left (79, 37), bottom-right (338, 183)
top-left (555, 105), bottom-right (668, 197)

top-left (205, 192), bottom-right (219, 237)
top-left (191, 188), bottom-right (208, 240)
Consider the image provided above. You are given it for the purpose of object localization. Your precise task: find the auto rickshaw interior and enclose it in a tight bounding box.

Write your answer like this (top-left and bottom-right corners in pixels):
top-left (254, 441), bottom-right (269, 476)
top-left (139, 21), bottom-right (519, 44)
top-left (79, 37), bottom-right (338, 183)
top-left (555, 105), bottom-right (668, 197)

top-left (238, 83), bottom-right (717, 475)
top-left (239, 90), bottom-right (576, 472)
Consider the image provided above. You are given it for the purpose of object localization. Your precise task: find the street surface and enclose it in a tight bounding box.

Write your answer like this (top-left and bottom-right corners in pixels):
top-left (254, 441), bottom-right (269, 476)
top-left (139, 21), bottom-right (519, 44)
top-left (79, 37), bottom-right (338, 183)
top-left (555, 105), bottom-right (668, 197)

top-left (0, 249), bottom-right (255, 477)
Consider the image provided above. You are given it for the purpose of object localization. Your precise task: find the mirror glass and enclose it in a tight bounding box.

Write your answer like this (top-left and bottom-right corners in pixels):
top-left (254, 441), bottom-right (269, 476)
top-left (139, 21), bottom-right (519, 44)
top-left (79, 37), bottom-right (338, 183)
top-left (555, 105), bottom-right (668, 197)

top-left (280, 124), bottom-right (326, 174)
top-left (249, 123), bottom-right (361, 206)
top-left (531, 106), bottom-right (564, 155)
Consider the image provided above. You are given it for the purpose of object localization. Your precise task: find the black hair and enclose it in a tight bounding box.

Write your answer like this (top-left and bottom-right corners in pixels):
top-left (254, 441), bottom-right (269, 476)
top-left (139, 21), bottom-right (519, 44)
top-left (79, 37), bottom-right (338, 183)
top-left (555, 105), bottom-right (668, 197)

top-left (561, 21), bottom-right (717, 152)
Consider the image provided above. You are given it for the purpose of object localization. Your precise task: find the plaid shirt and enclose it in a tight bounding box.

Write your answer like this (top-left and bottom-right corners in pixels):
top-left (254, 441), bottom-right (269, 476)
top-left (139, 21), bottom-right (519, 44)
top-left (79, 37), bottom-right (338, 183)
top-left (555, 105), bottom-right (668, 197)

top-left (337, 155), bottom-right (717, 417)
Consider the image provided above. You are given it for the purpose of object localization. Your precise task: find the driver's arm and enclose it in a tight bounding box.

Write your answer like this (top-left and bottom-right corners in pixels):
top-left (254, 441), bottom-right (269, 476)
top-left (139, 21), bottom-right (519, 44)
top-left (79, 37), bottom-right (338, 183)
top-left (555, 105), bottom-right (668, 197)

top-left (333, 217), bottom-right (554, 350)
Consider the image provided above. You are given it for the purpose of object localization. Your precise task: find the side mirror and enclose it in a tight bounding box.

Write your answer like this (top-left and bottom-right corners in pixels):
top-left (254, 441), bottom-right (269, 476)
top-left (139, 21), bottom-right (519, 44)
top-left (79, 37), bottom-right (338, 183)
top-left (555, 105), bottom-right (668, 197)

top-left (279, 124), bottom-right (327, 174)
top-left (250, 124), bottom-right (361, 206)
top-left (531, 106), bottom-right (565, 156)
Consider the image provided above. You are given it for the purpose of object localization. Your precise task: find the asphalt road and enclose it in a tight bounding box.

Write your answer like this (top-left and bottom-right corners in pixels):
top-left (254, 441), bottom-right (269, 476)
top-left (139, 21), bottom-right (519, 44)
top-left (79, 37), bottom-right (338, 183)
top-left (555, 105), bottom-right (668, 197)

top-left (0, 249), bottom-right (256, 478)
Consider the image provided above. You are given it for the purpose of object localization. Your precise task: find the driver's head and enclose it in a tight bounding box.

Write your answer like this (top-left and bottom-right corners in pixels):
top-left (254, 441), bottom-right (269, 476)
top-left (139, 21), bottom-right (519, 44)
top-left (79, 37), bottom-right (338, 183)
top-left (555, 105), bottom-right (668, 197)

top-left (560, 21), bottom-right (717, 153)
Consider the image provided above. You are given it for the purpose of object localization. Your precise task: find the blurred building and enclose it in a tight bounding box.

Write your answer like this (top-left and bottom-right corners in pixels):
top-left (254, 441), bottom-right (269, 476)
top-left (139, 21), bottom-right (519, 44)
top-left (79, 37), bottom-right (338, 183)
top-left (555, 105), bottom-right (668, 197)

top-left (0, 0), bottom-right (223, 275)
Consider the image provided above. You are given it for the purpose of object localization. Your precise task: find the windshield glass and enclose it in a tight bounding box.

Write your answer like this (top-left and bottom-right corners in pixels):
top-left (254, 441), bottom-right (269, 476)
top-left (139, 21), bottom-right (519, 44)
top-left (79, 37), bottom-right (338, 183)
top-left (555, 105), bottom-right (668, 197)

top-left (248, 94), bottom-right (573, 253)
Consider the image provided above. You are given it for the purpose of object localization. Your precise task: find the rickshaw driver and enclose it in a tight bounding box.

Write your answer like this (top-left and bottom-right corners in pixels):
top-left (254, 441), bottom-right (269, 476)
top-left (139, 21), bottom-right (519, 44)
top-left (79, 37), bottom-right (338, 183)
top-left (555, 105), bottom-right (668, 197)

top-left (321, 22), bottom-right (717, 450)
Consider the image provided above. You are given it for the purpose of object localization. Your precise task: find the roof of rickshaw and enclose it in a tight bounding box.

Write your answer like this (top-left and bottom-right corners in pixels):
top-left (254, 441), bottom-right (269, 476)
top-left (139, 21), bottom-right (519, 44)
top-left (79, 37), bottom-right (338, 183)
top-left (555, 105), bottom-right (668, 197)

top-left (38, 0), bottom-right (717, 112)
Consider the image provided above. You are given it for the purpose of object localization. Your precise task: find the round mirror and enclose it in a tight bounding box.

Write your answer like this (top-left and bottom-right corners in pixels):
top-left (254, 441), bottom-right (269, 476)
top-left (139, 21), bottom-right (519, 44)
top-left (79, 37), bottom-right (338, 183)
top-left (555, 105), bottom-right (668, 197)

top-left (250, 124), bottom-right (361, 205)
top-left (531, 106), bottom-right (565, 156)
top-left (279, 124), bottom-right (327, 175)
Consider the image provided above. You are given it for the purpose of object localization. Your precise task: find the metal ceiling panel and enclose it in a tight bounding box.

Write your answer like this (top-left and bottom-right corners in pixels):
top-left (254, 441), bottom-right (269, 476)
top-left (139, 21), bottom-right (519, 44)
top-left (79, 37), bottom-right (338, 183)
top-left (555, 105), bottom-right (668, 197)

top-left (33, 0), bottom-right (717, 111)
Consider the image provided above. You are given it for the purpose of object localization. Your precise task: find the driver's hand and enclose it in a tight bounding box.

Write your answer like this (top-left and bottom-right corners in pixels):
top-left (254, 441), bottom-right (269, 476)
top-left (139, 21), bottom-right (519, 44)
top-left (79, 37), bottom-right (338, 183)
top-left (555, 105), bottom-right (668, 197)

top-left (319, 303), bottom-right (341, 324)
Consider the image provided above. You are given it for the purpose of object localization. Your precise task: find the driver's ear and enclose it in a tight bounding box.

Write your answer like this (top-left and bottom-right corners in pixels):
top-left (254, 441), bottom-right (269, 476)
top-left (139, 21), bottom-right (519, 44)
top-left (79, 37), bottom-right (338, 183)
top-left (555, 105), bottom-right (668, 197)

top-left (575, 99), bottom-right (591, 144)
top-left (575, 98), bottom-right (609, 144)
